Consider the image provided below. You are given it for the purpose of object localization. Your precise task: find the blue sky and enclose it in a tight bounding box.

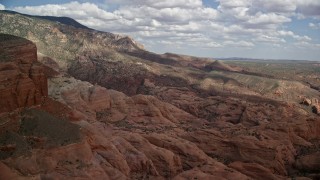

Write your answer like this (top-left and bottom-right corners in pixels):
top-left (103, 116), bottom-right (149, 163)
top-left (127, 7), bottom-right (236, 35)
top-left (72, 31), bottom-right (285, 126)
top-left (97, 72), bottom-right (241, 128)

top-left (1, 0), bottom-right (320, 60)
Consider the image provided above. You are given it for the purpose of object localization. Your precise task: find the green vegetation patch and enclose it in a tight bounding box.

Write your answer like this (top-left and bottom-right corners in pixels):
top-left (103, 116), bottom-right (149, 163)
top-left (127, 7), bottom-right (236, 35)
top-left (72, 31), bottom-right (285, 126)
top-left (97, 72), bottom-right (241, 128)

top-left (19, 109), bottom-right (81, 148)
top-left (0, 109), bottom-right (82, 159)
top-left (0, 131), bottom-right (31, 159)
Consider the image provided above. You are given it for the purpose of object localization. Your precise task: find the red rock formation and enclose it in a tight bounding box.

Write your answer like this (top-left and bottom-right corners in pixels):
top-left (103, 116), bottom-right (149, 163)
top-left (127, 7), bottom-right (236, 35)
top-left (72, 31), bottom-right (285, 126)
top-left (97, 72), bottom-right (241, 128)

top-left (2, 69), bottom-right (318, 179)
top-left (229, 162), bottom-right (286, 180)
top-left (0, 34), bottom-right (47, 113)
top-left (302, 98), bottom-right (312, 106)
top-left (295, 152), bottom-right (320, 172)
top-left (312, 105), bottom-right (320, 115)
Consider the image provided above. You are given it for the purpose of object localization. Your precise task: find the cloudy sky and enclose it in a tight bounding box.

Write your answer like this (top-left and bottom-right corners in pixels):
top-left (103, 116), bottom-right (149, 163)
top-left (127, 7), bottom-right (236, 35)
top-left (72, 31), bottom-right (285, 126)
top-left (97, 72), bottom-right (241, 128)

top-left (1, 0), bottom-right (320, 60)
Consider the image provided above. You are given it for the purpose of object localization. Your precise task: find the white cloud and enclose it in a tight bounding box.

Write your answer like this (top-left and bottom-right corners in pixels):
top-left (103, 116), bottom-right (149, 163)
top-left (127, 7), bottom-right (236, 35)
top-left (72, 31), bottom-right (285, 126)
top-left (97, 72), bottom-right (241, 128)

top-left (206, 42), bottom-right (223, 48)
top-left (309, 23), bottom-right (316, 28)
top-left (295, 0), bottom-right (320, 18)
top-left (217, 0), bottom-right (320, 18)
top-left (114, 6), bottom-right (218, 23)
top-left (256, 35), bottom-right (286, 43)
top-left (218, 0), bottom-right (252, 8)
top-left (0, 4), bottom-right (5, 10)
top-left (294, 41), bottom-right (320, 49)
top-left (14, 2), bottom-right (118, 20)
top-left (215, 0), bottom-right (293, 33)
top-left (106, 0), bottom-right (202, 8)
top-left (224, 40), bottom-right (254, 47)
top-left (247, 13), bottom-right (291, 25)
top-left (252, 0), bottom-right (296, 13)
top-left (278, 30), bottom-right (312, 41)
top-left (309, 22), bottom-right (320, 29)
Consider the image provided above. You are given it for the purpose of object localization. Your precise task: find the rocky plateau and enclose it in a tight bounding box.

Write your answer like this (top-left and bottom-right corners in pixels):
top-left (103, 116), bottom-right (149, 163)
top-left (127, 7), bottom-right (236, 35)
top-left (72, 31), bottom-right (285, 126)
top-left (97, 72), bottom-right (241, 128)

top-left (0, 10), bottom-right (320, 180)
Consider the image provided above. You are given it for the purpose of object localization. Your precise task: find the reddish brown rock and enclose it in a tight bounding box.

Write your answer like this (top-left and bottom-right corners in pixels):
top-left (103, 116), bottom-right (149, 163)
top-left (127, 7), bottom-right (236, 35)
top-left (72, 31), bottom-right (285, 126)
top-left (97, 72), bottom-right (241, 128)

top-left (295, 152), bottom-right (320, 171)
top-left (0, 161), bottom-right (32, 180)
top-left (118, 132), bottom-right (183, 178)
top-left (173, 161), bottom-right (249, 180)
top-left (229, 161), bottom-right (285, 180)
top-left (0, 34), bottom-right (37, 64)
top-left (145, 86), bottom-right (320, 177)
top-left (302, 98), bottom-right (312, 106)
top-left (312, 105), bottom-right (320, 114)
top-left (68, 56), bottom-right (148, 96)
top-left (0, 34), bottom-right (47, 113)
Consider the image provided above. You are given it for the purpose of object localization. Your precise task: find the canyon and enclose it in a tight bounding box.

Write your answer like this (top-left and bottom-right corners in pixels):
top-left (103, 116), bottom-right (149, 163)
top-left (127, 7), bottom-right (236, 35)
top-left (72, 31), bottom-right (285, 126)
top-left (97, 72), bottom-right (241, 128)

top-left (0, 10), bottom-right (320, 180)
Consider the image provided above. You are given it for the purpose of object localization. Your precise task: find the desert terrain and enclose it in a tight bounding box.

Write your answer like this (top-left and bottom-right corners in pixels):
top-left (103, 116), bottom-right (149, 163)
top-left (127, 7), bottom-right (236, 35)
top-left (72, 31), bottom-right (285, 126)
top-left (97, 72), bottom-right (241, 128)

top-left (0, 10), bottom-right (319, 180)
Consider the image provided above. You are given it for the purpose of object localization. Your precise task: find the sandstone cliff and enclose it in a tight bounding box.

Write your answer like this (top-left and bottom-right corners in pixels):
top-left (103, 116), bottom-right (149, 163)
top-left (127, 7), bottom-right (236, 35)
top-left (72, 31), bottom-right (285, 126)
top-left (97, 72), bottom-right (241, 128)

top-left (0, 34), bottom-right (47, 113)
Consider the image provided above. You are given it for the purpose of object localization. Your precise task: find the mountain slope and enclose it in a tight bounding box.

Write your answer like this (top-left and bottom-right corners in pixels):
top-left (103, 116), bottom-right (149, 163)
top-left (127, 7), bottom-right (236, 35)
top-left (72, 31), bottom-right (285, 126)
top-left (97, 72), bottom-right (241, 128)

top-left (0, 10), bottom-right (144, 69)
top-left (2, 10), bottom-right (314, 104)
top-left (0, 10), bottom-right (214, 70)
top-left (2, 10), bottom-right (92, 30)
top-left (1, 10), bottom-right (319, 114)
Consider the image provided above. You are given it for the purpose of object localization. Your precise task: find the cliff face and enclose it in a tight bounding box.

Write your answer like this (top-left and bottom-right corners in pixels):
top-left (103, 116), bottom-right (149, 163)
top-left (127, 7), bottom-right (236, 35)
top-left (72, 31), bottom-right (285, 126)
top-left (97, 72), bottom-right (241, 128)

top-left (0, 34), bottom-right (48, 113)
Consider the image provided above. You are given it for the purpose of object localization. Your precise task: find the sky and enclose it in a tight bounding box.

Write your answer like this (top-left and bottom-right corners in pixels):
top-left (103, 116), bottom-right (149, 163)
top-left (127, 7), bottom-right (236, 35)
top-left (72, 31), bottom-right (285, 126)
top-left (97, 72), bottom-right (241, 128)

top-left (0, 0), bottom-right (320, 60)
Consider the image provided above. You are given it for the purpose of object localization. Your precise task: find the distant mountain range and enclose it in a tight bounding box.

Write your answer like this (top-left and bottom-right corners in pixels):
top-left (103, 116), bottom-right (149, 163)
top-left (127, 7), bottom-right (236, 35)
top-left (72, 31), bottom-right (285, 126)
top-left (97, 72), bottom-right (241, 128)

top-left (215, 57), bottom-right (317, 62)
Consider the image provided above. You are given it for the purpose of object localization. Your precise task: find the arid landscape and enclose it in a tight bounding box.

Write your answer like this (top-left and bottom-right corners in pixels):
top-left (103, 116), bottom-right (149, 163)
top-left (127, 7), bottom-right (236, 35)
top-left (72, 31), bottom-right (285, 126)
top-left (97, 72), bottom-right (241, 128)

top-left (0, 8), bottom-right (320, 180)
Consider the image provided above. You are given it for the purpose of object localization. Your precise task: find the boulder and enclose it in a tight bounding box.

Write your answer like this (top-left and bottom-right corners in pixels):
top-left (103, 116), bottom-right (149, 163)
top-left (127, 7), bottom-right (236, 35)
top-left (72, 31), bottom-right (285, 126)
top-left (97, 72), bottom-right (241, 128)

top-left (302, 98), bottom-right (312, 106)
top-left (312, 105), bottom-right (319, 114)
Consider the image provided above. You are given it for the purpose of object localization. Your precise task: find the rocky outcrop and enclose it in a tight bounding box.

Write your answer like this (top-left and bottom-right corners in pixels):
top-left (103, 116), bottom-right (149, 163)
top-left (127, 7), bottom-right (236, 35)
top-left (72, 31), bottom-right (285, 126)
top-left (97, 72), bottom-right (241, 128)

top-left (229, 162), bottom-right (285, 180)
top-left (114, 36), bottom-right (145, 51)
top-left (138, 84), bottom-right (320, 177)
top-left (203, 60), bottom-right (241, 72)
top-left (294, 152), bottom-right (320, 179)
top-left (312, 105), bottom-right (319, 115)
top-left (295, 152), bottom-right (320, 172)
top-left (44, 75), bottom-right (320, 179)
top-left (1, 49), bottom-right (319, 179)
top-left (0, 34), bottom-right (47, 113)
top-left (300, 97), bottom-right (319, 115)
top-left (68, 56), bottom-right (149, 96)
top-left (302, 98), bottom-right (312, 106)
top-left (0, 74), bottom-right (250, 179)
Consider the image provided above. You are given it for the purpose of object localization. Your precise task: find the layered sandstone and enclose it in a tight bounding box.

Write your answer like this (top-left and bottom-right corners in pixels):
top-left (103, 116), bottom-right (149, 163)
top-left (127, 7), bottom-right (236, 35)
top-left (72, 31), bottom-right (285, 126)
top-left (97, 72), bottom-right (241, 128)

top-left (0, 34), bottom-right (47, 113)
top-left (45, 75), bottom-right (320, 179)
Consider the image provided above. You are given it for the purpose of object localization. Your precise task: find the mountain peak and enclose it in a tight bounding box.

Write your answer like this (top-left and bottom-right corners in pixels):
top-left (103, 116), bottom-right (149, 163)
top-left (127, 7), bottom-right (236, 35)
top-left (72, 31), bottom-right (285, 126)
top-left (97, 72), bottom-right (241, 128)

top-left (114, 35), bottom-right (145, 51)
top-left (203, 60), bottom-right (241, 72)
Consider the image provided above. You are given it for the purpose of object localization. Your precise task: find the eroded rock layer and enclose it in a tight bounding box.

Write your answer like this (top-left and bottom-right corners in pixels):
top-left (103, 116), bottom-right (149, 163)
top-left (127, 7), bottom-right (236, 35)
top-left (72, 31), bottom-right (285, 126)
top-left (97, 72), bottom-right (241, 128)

top-left (0, 34), bottom-right (47, 113)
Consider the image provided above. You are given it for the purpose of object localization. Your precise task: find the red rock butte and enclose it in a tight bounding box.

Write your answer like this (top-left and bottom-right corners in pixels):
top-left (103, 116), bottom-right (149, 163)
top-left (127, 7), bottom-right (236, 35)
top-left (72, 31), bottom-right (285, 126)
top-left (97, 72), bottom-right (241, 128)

top-left (0, 34), bottom-right (48, 113)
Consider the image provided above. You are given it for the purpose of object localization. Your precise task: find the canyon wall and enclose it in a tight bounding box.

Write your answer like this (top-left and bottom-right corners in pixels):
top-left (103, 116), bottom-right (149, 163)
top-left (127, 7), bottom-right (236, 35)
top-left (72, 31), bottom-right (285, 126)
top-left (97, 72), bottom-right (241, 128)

top-left (0, 34), bottom-right (47, 113)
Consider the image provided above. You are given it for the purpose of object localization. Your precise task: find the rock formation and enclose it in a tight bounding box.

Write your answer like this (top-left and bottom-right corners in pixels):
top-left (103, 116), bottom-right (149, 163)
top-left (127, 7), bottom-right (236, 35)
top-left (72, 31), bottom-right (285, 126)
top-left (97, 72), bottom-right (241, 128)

top-left (302, 98), bottom-right (312, 106)
top-left (0, 34), bottom-right (47, 113)
top-left (312, 105), bottom-right (320, 114)
top-left (203, 60), bottom-right (241, 72)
